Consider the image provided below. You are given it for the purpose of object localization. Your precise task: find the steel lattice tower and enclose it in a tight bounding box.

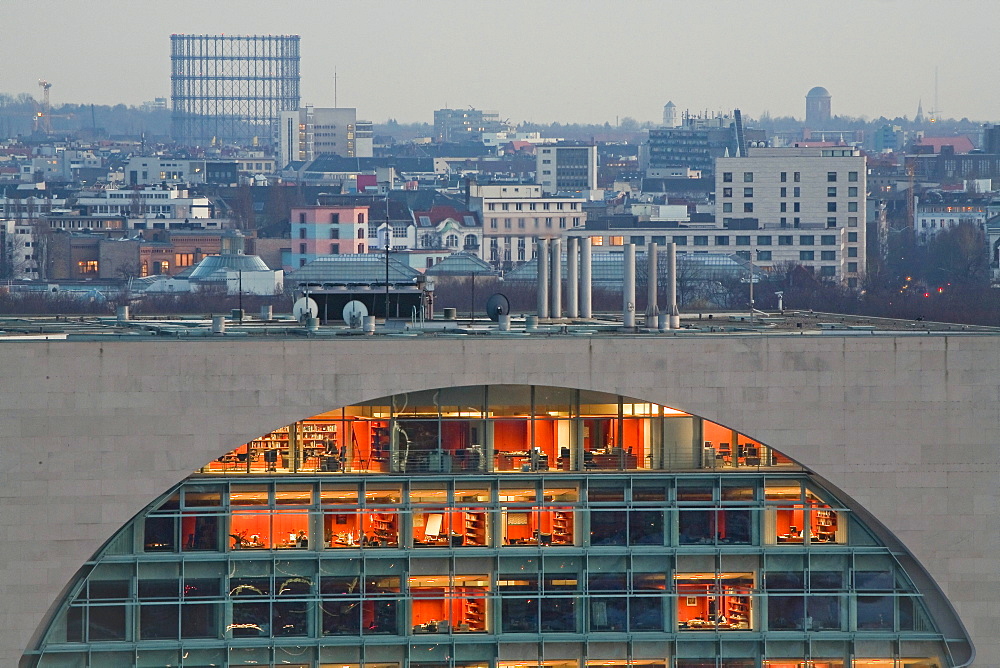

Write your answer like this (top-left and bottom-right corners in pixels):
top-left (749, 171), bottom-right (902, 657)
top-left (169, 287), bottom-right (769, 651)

top-left (170, 34), bottom-right (300, 147)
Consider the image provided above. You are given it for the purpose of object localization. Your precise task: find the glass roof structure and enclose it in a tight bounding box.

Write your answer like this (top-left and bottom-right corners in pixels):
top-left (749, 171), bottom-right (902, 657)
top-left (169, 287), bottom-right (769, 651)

top-left (425, 252), bottom-right (499, 277)
top-left (288, 255), bottom-right (422, 287)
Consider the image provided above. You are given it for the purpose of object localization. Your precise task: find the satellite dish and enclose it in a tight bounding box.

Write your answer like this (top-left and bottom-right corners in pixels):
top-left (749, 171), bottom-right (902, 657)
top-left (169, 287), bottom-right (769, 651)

top-left (293, 297), bottom-right (318, 322)
top-left (485, 293), bottom-right (510, 322)
top-left (342, 300), bottom-right (368, 328)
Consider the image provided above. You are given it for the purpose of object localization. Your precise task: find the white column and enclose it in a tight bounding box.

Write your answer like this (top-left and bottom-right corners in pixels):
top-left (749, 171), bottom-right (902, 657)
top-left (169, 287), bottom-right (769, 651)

top-left (623, 243), bottom-right (636, 328)
top-left (646, 242), bottom-right (658, 329)
top-left (550, 238), bottom-right (562, 319)
top-left (536, 238), bottom-right (549, 319)
top-left (667, 242), bottom-right (680, 329)
top-left (580, 237), bottom-right (592, 318)
top-left (567, 237), bottom-right (579, 318)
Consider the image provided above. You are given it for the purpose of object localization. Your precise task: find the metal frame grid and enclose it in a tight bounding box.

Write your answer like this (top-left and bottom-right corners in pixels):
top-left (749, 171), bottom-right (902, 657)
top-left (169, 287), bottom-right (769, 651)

top-left (170, 34), bottom-right (300, 147)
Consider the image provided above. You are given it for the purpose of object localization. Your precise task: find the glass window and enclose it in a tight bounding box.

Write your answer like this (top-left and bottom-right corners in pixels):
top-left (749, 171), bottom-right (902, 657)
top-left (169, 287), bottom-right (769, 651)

top-left (499, 574), bottom-right (539, 632)
top-left (743, 172), bottom-right (754, 182)
top-left (676, 572), bottom-right (753, 631)
top-left (723, 172), bottom-right (733, 182)
top-left (590, 510), bottom-right (627, 545)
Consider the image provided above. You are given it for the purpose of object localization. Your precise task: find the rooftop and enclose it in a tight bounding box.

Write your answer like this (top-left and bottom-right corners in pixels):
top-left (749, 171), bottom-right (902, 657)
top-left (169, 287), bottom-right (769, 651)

top-left (0, 310), bottom-right (995, 341)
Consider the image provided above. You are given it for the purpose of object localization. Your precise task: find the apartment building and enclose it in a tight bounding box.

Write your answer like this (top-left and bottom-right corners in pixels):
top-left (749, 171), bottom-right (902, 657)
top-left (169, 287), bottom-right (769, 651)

top-left (280, 107), bottom-right (373, 167)
top-left (468, 183), bottom-right (586, 268)
top-left (715, 147), bottom-right (867, 286)
top-left (536, 143), bottom-right (598, 195)
top-left (289, 205), bottom-right (371, 268)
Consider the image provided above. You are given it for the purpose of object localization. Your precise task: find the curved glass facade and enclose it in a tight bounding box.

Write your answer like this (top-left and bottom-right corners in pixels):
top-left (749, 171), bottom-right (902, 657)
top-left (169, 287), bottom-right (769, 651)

top-left (27, 386), bottom-right (958, 668)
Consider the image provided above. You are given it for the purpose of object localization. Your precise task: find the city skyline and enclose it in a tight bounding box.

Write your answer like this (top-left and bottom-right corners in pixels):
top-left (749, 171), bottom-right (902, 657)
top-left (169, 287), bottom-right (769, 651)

top-left (3, 0), bottom-right (999, 125)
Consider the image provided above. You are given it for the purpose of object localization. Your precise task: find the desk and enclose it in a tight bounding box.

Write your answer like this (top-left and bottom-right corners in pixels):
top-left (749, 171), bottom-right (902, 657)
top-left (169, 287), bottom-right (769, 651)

top-left (495, 451), bottom-right (529, 470)
top-left (588, 451), bottom-right (638, 469)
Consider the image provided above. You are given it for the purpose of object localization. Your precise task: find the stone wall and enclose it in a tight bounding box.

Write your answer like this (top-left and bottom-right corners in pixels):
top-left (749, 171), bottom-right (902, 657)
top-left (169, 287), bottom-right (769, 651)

top-left (0, 334), bottom-right (996, 665)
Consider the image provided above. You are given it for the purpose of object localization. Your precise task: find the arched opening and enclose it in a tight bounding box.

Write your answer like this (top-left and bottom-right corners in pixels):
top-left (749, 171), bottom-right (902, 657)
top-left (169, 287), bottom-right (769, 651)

top-left (23, 385), bottom-right (967, 668)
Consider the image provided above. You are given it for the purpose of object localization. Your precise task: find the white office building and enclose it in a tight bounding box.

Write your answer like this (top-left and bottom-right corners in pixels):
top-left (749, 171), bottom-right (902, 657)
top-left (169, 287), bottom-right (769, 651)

top-left (536, 144), bottom-right (598, 196)
top-left (715, 147), bottom-right (867, 286)
top-left (280, 107), bottom-right (373, 167)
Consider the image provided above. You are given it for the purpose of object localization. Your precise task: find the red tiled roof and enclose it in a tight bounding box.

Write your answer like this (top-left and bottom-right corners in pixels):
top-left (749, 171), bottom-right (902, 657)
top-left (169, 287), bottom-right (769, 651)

top-left (413, 205), bottom-right (479, 227)
top-left (914, 136), bottom-right (976, 154)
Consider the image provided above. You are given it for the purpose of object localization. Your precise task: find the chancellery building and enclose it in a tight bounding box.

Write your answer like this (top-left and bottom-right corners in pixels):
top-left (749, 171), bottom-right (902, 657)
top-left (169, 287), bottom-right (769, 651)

top-left (1, 322), bottom-right (994, 668)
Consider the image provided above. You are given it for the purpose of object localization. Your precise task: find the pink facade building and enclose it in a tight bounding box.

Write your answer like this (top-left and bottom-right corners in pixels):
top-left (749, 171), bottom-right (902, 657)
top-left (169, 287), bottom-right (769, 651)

top-left (290, 205), bottom-right (370, 268)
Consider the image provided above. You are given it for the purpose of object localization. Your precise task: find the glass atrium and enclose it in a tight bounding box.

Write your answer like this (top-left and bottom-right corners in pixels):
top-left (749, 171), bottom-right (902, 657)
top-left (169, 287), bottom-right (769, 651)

top-left (26, 386), bottom-right (959, 668)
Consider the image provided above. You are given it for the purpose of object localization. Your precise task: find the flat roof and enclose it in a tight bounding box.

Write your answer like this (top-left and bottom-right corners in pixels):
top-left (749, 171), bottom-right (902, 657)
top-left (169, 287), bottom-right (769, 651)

top-left (0, 310), bottom-right (995, 341)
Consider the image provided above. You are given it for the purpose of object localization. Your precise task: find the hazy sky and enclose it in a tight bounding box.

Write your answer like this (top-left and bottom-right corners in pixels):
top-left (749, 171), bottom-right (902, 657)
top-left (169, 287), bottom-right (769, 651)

top-left (4, 0), bottom-right (999, 125)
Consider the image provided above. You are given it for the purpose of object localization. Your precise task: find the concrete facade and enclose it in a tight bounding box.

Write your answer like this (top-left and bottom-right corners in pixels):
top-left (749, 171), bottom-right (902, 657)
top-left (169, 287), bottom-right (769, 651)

top-left (715, 147), bottom-right (867, 285)
top-left (0, 333), bottom-right (998, 665)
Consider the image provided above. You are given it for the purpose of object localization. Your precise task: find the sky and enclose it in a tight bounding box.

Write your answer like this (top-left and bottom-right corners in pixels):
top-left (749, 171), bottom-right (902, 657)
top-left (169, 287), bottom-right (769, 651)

top-left (3, 0), bottom-right (999, 126)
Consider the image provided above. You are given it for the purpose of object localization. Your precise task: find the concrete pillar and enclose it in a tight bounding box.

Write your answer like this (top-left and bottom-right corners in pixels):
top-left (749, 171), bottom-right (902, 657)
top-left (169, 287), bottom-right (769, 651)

top-left (211, 315), bottom-right (226, 334)
top-left (550, 238), bottom-right (562, 319)
top-left (116, 306), bottom-right (129, 324)
top-left (260, 305), bottom-right (273, 321)
top-left (536, 238), bottom-right (549, 319)
top-left (567, 237), bottom-right (579, 318)
top-left (646, 242), bottom-right (658, 328)
top-left (667, 242), bottom-right (680, 329)
top-left (498, 314), bottom-right (511, 331)
top-left (580, 236), bottom-right (592, 318)
top-left (623, 243), bottom-right (636, 328)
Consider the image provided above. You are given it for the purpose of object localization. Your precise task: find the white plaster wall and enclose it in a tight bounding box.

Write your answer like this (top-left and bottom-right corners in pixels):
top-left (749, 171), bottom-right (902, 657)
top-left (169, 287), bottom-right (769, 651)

top-left (0, 333), bottom-right (997, 665)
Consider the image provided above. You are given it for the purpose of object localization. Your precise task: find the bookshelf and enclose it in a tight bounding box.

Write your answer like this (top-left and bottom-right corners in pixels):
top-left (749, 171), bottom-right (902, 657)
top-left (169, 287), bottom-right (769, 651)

top-left (464, 597), bottom-right (486, 631)
top-left (369, 512), bottom-right (398, 546)
top-left (726, 596), bottom-right (749, 625)
top-left (551, 510), bottom-right (573, 545)
top-left (463, 511), bottom-right (487, 546)
top-left (814, 509), bottom-right (837, 542)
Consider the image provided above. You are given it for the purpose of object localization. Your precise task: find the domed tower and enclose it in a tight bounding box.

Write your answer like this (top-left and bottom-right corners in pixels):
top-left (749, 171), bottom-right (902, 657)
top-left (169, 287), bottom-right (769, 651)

top-left (805, 86), bottom-right (832, 125)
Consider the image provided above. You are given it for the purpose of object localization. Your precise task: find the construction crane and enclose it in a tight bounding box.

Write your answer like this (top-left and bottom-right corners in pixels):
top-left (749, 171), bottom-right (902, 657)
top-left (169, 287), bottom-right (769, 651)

top-left (34, 80), bottom-right (53, 134)
top-left (33, 79), bottom-right (72, 135)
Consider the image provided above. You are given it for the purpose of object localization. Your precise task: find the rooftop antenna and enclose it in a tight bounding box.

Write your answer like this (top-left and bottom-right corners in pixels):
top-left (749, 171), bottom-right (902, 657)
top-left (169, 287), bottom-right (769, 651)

top-left (334, 67), bottom-right (337, 108)
top-left (929, 66), bottom-right (941, 123)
